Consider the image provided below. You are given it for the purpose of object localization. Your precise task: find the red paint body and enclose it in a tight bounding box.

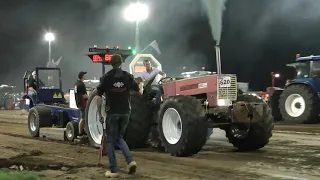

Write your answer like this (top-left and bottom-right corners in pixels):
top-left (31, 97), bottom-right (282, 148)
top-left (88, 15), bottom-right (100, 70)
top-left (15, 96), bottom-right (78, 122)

top-left (163, 75), bottom-right (218, 106)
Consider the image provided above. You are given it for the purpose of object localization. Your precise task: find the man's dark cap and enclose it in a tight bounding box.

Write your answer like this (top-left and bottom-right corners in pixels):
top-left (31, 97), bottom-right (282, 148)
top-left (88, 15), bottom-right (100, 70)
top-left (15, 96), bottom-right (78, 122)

top-left (78, 71), bottom-right (87, 79)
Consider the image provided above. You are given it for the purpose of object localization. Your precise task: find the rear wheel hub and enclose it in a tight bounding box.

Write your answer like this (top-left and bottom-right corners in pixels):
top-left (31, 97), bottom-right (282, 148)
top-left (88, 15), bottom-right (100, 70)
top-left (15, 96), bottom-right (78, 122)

top-left (285, 94), bottom-right (305, 117)
top-left (162, 108), bottom-right (182, 145)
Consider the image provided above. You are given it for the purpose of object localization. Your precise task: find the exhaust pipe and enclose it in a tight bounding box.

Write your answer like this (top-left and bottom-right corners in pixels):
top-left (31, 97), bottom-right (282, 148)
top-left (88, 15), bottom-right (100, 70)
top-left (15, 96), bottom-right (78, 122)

top-left (215, 45), bottom-right (222, 74)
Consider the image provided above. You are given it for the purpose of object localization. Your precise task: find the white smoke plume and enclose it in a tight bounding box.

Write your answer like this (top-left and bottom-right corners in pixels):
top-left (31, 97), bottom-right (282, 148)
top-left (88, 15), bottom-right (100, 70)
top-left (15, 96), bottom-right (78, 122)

top-left (201, 0), bottom-right (227, 45)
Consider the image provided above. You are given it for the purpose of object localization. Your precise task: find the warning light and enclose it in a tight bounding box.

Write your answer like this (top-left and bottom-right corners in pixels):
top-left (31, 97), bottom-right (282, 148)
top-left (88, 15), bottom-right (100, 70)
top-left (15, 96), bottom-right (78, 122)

top-left (202, 66), bottom-right (206, 70)
top-left (128, 46), bottom-right (132, 50)
top-left (116, 46), bottom-right (120, 49)
top-left (132, 49), bottom-right (137, 55)
top-left (106, 46), bottom-right (110, 49)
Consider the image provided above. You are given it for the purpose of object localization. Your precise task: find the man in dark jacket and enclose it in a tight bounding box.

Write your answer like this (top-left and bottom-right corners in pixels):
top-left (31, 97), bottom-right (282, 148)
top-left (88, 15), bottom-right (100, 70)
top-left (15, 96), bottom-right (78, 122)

top-left (96, 54), bottom-right (141, 178)
top-left (74, 71), bottom-right (88, 138)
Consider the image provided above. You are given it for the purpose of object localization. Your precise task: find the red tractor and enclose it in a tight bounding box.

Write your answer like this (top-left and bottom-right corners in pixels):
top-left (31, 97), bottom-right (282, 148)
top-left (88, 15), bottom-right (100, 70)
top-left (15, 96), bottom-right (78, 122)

top-left (85, 47), bottom-right (274, 157)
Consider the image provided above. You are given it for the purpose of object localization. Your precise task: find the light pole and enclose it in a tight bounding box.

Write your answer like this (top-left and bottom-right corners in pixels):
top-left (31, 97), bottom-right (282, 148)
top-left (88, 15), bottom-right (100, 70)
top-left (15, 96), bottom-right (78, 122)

top-left (45, 32), bottom-right (55, 85)
top-left (124, 2), bottom-right (149, 53)
top-left (45, 32), bottom-right (55, 63)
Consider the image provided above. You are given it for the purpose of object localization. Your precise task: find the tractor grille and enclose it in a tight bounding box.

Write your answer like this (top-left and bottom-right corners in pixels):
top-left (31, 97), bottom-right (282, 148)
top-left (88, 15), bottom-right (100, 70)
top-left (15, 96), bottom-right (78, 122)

top-left (217, 74), bottom-right (237, 100)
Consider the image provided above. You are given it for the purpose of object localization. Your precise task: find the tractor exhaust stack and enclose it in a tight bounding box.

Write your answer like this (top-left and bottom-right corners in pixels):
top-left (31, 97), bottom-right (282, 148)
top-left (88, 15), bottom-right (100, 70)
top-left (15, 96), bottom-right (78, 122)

top-left (215, 45), bottom-right (222, 74)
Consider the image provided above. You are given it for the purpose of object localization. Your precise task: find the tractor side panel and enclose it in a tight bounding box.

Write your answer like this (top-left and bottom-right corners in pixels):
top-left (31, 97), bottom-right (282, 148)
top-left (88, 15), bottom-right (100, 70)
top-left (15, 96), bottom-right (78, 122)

top-left (38, 104), bottom-right (81, 123)
top-left (37, 89), bottom-right (64, 104)
top-left (163, 76), bottom-right (218, 105)
top-left (163, 80), bottom-right (177, 98)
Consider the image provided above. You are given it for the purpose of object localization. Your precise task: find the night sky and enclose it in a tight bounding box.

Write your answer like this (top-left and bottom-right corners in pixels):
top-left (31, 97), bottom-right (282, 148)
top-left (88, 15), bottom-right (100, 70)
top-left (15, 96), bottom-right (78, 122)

top-left (1, 0), bottom-right (320, 92)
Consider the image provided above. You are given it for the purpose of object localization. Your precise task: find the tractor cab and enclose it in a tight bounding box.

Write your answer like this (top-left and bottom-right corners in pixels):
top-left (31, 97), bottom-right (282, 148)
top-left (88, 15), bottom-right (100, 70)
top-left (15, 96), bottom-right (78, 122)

top-left (287, 55), bottom-right (320, 81)
top-left (23, 68), bottom-right (64, 110)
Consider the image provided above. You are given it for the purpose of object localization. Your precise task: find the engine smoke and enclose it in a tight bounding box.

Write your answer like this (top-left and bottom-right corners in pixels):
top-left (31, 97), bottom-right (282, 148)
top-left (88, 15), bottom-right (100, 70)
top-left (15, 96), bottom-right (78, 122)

top-left (201, 0), bottom-right (227, 45)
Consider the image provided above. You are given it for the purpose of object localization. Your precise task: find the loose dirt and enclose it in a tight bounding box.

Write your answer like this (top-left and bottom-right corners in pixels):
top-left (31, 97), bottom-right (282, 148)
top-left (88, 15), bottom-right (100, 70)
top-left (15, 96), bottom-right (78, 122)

top-left (0, 110), bottom-right (320, 179)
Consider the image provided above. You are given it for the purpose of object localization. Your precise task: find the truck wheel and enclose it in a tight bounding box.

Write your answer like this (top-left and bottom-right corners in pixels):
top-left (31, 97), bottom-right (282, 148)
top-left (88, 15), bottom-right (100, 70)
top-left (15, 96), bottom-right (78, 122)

top-left (226, 94), bottom-right (273, 151)
top-left (5, 98), bottom-right (15, 110)
top-left (28, 106), bottom-right (52, 137)
top-left (85, 89), bottom-right (106, 148)
top-left (158, 96), bottom-right (207, 157)
top-left (279, 84), bottom-right (319, 123)
top-left (124, 92), bottom-right (152, 149)
top-left (65, 121), bottom-right (79, 142)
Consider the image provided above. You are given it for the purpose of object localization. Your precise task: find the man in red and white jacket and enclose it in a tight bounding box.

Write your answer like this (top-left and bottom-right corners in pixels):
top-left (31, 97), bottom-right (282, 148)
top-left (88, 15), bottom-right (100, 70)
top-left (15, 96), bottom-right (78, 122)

top-left (74, 71), bottom-right (88, 138)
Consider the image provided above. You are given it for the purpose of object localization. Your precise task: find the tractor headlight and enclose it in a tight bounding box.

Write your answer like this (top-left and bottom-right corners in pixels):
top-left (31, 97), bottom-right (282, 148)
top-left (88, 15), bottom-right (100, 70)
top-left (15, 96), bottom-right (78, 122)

top-left (217, 99), bottom-right (231, 107)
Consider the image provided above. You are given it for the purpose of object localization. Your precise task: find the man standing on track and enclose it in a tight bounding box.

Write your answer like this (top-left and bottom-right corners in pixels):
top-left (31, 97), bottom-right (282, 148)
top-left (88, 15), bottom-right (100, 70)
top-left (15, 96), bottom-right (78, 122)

top-left (96, 54), bottom-right (141, 178)
top-left (74, 71), bottom-right (88, 139)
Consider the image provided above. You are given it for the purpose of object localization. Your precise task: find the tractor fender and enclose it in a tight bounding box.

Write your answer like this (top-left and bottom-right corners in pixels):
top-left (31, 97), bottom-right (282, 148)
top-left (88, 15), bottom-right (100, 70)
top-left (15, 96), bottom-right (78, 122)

top-left (286, 81), bottom-right (319, 98)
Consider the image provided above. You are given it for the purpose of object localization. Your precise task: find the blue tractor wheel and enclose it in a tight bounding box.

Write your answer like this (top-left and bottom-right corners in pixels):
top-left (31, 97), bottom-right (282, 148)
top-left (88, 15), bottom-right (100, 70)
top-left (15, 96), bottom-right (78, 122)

top-left (279, 84), bottom-right (320, 124)
top-left (28, 106), bottom-right (52, 137)
top-left (65, 121), bottom-right (79, 142)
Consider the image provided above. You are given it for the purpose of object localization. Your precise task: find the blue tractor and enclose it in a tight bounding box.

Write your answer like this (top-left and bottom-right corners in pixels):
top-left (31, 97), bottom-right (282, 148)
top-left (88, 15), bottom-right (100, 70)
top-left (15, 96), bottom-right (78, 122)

top-left (271, 55), bottom-right (320, 123)
top-left (23, 68), bottom-right (81, 140)
top-left (23, 47), bottom-right (134, 144)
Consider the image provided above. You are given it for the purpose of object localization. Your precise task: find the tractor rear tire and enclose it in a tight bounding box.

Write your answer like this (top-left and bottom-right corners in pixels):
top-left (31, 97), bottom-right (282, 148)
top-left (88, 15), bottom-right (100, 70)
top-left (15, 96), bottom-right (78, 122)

top-left (85, 89), bottom-right (104, 148)
top-left (157, 96), bottom-right (207, 157)
top-left (124, 92), bottom-right (152, 149)
top-left (65, 121), bottom-right (79, 142)
top-left (279, 84), bottom-right (319, 123)
top-left (28, 106), bottom-right (52, 137)
top-left (226, 94), bottom-right (274, 151)
top-left (5, 98), bottom-right (15, 110)
top-left (269, 90), bottom-right (283, 121)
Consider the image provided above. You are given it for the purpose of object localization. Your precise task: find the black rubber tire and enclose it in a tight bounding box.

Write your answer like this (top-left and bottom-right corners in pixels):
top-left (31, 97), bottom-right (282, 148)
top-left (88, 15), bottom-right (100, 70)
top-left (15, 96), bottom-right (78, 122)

top-left (226, 94), bottom-right (274, 151)
top-left (157, 96), bottom-right (207, 157)
top-left (28, 106), bottom-right (52, 137)
top-left (124, 92), bottom-right (152, 149)
top-left (85, 89), bottom-right (100, 148)
top-left (19, 100), bottom-right (25, 109)
top-left (65, 121), bottom-right (79, 142)
top-left (4, 98), bottom-right (15, 110)
top-left (269, 90), bottom-right (283, 121)
top-left (279, 84), bottom-right (319, 124)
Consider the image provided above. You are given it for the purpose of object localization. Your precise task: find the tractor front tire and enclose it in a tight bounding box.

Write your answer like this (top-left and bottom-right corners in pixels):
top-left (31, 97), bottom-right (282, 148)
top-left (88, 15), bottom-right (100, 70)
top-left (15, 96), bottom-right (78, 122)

top-left (124, 92), bottom-right (152, 149)
top-left (5, 98), bottom-right (15, 110)
top-left (28, 106), bottom-right (52, 137)
top-left (65, 121), bottom-right (79, 142)
top-left (158, 96), bottom-right (207, 157)
top-left (279, 84), bottom-right (319, 123)
top-left (226, 94), bottom-right (274, 151)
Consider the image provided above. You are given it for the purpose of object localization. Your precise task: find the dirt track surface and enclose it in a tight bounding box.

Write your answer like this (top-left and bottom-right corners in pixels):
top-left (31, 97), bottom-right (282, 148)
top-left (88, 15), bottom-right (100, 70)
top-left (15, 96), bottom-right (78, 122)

top-left (0, 110), bottom-right (320, 179)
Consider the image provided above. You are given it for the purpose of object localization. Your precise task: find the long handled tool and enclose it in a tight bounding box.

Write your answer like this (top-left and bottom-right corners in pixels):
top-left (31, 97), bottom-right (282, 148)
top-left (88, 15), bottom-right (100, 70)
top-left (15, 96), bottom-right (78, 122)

top-left (98, 120), bottom-right (107, 164)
